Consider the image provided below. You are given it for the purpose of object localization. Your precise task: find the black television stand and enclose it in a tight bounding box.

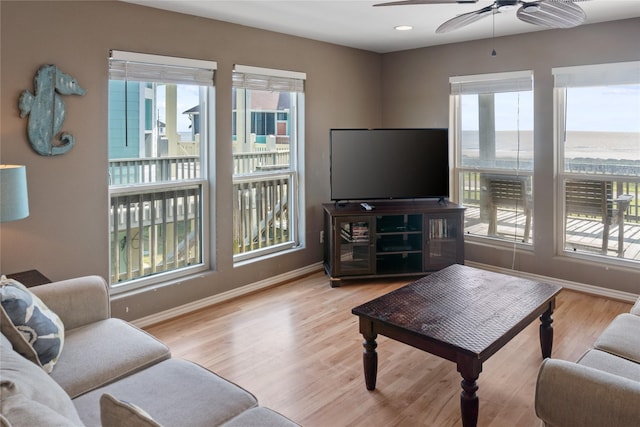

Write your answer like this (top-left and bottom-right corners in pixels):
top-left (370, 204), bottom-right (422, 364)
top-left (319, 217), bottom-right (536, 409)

top-left (323, 200), bottom-right (465, 287)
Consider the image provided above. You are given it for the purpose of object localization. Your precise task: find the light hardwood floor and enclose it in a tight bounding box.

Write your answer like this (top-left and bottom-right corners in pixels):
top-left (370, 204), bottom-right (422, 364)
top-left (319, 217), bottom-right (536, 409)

top-left (145, 270), bottom-right (632, 427)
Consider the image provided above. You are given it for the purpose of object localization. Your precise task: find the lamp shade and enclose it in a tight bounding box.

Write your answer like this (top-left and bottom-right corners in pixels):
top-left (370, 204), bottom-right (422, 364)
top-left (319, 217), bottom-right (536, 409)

top-left (0, 165), bottom-right (29, 222)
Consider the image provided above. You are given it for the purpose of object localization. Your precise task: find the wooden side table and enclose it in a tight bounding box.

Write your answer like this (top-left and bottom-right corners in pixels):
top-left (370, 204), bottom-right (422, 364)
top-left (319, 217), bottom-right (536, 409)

top-left (6, 270), bottom-right (52, 287)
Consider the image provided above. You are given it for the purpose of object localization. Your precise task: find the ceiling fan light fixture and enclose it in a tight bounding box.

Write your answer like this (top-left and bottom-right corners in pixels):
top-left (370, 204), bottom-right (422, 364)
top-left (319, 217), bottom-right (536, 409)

top-left (496, 0), bottom-right (519, 12)
top-left (522, 4), bottom-right (541, 13)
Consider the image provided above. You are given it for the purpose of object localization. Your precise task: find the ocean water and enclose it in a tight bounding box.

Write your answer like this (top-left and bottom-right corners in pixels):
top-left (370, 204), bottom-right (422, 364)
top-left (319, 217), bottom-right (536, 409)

top-left (461, 130), bottom-right (639, 161)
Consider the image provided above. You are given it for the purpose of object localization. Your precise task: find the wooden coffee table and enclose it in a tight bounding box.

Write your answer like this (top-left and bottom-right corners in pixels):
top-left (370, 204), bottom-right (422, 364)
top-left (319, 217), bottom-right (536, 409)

top-left (351, 264), bottom-right (562, 427)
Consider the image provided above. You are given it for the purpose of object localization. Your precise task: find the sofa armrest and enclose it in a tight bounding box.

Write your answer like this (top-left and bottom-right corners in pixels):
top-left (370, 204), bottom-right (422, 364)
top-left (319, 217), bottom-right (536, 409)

top-left (535, 358), bottom-right (640, 427)
top-left (30, 276), bottom-right (110, 330)
top-left (631, 296), bottom-right (640, 316)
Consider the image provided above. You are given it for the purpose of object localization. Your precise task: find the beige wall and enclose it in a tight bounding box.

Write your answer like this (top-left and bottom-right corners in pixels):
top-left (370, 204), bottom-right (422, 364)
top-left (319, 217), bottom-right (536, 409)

top-left (1, 1), bottom-right (638, 321)
top-left (381, 19), bottom-right (640, 294)
top-left (0, 1), bottom-right (382, 320)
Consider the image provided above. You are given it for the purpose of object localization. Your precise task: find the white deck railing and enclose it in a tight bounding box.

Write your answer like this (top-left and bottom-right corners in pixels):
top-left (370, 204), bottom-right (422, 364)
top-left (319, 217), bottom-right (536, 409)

top-left (110, 185), bottom-right (201, 283)
top-left (232, 173), bottom-right (291, 254)
top-left (109, 149), bottom-right (292, 281)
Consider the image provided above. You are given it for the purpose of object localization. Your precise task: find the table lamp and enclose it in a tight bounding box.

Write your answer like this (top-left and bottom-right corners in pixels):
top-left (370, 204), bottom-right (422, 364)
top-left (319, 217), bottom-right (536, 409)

top-left (0, 165), bottom-right (29, 222)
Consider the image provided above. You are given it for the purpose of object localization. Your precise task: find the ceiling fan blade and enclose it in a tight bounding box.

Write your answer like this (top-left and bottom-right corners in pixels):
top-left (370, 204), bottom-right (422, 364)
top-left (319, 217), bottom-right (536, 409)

top-left (517, 1), bottom-right (587, 28)
top-left (374, 0), bottom-right (478, 6)
top-left (436, 6), bottom-right (493, 34)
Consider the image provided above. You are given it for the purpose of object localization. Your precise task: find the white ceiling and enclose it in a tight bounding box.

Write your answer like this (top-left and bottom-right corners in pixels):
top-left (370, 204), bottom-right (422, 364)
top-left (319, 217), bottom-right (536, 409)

top-left (122, 0), bottom-right (640, 53)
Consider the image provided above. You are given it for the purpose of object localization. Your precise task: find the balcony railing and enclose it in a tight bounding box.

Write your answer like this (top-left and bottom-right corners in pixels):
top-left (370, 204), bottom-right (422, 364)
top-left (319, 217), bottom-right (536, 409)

top-left (461, 171), bottom-right (639, 223)
top-left (461, 170), bottom-right (640, 260)
top-left (110, 185), bottom-right (201, 283)
top-left (109, 156), bottom-right (200, 185)
top-left (109, 149), bottom-right (292, 282)
top-left (233, 150), bottom-right (290, 175)
top-left (233, 173), bottom-right (291, 255)
top-left (231, 148), bottom-right (293, 255)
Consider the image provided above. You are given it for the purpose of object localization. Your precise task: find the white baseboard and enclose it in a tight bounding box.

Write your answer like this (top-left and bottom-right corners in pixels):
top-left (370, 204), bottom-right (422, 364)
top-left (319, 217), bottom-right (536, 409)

top-left (132, 260), bottom-right (637, 328)
top-left (131, 262), bottom-right (324, 328)
top-left (465, 261), bottom-right (639, 303)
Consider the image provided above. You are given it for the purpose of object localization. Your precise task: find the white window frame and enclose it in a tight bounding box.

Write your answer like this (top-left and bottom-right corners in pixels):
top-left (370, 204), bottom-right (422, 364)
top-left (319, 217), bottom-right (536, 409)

top-left (108, 50), bottom-right (216, 293)
top-left (553, 61), bottom-right (640, 263)
top-left (232, 65), bottom-right (306, 264)
top-left (450, 70), bottom-right (535, 246)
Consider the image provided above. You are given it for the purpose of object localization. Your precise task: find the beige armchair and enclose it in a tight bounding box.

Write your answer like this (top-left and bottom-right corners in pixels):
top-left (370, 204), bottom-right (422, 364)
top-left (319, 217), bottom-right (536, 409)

top-left (535, 297), bottom-right (640, 427)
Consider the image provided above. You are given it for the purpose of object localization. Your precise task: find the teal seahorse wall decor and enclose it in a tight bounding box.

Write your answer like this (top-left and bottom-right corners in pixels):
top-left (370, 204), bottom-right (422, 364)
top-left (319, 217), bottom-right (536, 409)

top-left (19, 65), bottom-right (86, 156)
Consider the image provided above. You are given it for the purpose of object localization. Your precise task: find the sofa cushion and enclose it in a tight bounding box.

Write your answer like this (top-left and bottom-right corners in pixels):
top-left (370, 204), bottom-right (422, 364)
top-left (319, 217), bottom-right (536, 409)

top-left (73, 359), bottom-right (259, 427)
top-left (578, 348), bottom-right (640, 382)
top-left (50, 318), bottom-right (170, 398)
top-left (220, 407), bottom-right (300, 427)
top-left (1, 395), bottom-right (83, 427)
top-left (0, 333), bottom-right (83, 426)
top-left (100, 393), bottom-right (162, 427)
top-left (594, 313), bottom-right (640, 363)
top-left (0, 276), bottom-right (64, 373)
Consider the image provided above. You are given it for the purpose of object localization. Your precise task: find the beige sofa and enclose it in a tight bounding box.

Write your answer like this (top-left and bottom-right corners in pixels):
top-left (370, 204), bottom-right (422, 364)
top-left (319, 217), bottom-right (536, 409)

top-left (1, 275), bottom-right (298, 426)
top-left (535, 297), bottom-right (640, 427)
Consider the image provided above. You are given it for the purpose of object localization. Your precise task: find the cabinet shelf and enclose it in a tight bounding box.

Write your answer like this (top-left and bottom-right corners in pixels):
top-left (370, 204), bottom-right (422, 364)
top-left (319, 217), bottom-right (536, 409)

top-left (323, 201), bottom-right (465, 286)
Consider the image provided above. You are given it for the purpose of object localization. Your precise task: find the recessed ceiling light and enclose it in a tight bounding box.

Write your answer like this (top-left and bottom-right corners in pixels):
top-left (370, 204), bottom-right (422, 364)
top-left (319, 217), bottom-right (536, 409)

top-left (394, 25), bottom-right (413, 31)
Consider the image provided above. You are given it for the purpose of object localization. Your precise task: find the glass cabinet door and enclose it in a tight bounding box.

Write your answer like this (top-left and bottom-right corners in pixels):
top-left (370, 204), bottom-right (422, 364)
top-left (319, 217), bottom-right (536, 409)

top-left (334, 216), bottom-right (375, 276)
top-left (425, 213), bottom-right (462, 271)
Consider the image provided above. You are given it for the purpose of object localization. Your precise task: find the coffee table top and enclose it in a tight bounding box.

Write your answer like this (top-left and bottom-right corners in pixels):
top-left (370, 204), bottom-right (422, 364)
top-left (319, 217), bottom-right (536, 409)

top-left (352, 264), bottom-right (561, 359)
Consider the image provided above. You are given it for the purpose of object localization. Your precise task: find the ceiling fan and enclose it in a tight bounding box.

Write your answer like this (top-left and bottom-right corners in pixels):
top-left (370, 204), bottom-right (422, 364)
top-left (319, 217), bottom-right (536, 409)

top-left (374, 0), bottom-right (588, 34)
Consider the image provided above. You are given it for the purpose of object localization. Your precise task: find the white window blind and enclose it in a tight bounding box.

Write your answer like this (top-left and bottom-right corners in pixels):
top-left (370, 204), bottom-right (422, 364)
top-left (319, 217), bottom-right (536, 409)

top-left (553, 61), bottom-right (640, 88)
top-left (233, 64), bottom-right (305, 92)
top-left (109, 50), bottom-right (216, 86)
top-left (450, 70), bottom-right (533, 94)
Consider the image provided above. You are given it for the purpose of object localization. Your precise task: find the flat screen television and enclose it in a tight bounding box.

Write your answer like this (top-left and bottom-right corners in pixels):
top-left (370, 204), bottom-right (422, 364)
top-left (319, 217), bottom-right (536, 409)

top-left (330, 128), bottom-right (449, 202)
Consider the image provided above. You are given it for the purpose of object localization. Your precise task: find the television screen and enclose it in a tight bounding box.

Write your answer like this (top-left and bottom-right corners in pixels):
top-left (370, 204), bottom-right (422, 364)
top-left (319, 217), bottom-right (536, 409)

top-left (330, 128), bottom-right (449, 202)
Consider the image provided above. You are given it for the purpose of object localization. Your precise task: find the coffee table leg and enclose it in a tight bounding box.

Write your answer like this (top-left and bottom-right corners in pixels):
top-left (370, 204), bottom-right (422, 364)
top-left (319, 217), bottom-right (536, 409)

top-left (458, 361), bottom-right (480, 427)
top-left (459, 376), bottom-right (479, 427)
top-left (362, 332), bottom-right (378, 390)
top-left (539, 299), bottom-right (555, 358)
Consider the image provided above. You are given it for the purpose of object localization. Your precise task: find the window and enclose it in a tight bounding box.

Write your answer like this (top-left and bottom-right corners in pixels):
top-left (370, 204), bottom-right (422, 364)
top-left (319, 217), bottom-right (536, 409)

top-left (554, 61), bottom-right (640, 262)
top-left (231, 65), bottom-right (305, 262)
top-left (450, 71), bottom-right (534, 244)
top-left (108, 51), bottom-right (215, 291)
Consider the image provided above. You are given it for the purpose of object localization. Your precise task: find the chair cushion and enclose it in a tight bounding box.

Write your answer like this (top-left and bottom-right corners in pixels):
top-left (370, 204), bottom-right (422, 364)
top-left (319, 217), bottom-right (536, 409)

top-left (50, 318), bottom-right (170, 398)
top-left (0, 276), bottom-right (64, 373)
top-left (73, 359), bottom-right (259, 427)
top-left (594, 313), bottom-right (640, 363)
top-left (0, 333), bottom-right (83, 426)
top-left (578, 348), bottom-right (640, 382)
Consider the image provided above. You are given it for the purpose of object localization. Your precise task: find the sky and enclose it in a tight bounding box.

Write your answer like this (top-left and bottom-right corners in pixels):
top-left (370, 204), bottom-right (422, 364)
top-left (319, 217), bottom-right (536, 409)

top-left (461, 84), bottom-right (640, 133)
top-left (566, 85), bottom-right (640, 133)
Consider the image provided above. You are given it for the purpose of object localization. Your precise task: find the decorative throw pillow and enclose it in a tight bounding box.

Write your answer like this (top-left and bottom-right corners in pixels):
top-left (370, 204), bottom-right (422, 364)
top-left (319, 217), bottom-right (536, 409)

top-left (100, 393), bottom-right (163, 427)
top-left (0, 275), bottom-right (64, 372)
